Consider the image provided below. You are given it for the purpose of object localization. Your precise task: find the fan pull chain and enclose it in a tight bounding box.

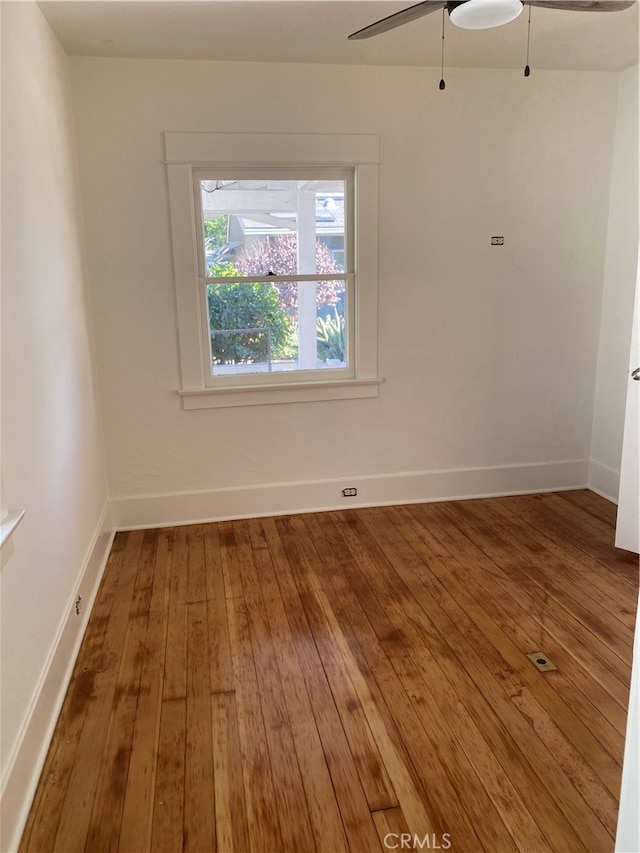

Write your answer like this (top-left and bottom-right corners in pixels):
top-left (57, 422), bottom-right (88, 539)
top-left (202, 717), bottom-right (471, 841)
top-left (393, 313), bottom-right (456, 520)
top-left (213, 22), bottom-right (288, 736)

top-left (439, 6), bottom-right (446, 90)
top-left (524, 3), bottom-right (532, 77)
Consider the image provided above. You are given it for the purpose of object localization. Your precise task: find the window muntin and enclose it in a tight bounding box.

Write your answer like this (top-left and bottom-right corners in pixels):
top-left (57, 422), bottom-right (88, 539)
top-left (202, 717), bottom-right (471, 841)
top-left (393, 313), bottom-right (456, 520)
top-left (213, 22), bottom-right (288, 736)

top-left (194, 171), bottom-right (353, 385)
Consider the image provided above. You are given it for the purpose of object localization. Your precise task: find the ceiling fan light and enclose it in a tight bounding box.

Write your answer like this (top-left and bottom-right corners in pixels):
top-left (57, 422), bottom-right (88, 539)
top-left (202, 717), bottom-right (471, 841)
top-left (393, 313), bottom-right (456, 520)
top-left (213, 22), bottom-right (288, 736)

top-left (449, 0), bottom-right (524, 29)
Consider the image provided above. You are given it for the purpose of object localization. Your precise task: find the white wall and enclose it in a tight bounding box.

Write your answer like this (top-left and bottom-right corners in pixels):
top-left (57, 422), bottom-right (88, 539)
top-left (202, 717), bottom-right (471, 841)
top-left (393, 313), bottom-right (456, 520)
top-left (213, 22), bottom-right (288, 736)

top-left (0, 4), bottom-right (111, 850)
top-left (70, 57), bottom-right (619, 523)
top-left (590, 65), bottom-right (639, 502)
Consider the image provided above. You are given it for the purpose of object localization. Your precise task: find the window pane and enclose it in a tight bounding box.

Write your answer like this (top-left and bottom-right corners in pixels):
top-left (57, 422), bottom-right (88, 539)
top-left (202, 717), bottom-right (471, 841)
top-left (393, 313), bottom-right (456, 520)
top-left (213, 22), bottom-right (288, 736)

top-left (201, 180), bottom-right (345, 277)
top-left (207, 279), bottom-right (347, 376)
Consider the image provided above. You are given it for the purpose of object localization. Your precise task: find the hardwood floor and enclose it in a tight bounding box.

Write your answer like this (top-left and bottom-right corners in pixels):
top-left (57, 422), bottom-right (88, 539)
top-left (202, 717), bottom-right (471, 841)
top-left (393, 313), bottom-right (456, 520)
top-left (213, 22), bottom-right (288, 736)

top-left (20, 490), bottom-right (638, 853)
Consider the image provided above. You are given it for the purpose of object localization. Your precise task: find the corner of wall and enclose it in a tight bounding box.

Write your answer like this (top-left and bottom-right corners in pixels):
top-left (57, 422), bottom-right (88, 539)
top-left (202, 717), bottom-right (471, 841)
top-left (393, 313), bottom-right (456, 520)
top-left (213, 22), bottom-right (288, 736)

top-left (0, 502), bottom-right (115, 853)
top-left (587, 459), bottom-right (620, 504)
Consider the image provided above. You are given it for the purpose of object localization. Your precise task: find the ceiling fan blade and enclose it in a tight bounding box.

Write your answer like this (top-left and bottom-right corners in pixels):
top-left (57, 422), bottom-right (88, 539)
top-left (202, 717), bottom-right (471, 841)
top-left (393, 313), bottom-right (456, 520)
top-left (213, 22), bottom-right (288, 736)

top-left (348, 0), bottom-right (445, 40)
top-left (524, 0), bottom-right (635, 10)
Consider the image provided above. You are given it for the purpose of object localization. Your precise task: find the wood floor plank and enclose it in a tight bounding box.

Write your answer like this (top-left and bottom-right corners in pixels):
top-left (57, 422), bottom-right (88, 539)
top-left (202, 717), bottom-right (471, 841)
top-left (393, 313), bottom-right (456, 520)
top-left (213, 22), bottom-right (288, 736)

top-left (21, 490), bottom-right (638, 853)
top-left (232, 520), bottom-right (317, 853)
top-left (252, 513), bottom-right (397, 816)
top-left (258, 517), bottom-right (365, 853)
top-left (184, 600), bottom-right (216, 852)
top-left (134, 528), bottom-right (161, 593)
top-left (219, 523), bottom-right (284, 853)
top-left (302, 618), bottom-right (399, 815)
top-left (119, 530), bottom-right (172, 853)
top-left (51, 530), bottom-right (144, 853)
top-left (204, 523), bottom-right (235, 694)
top-left (162, 525), bottom-right (188, 700)
top-left (84, 537), bottom-right (156, 852)
top-left (372, 806), bottom-right (413, 849)
top-left (211, 692), bottom-right (250, 853)
top-left (150, 698), bottom-right (186, 853)
top-left (246, 518), bottom-right (351, 853)
top-left (271, 516), bottom-right (386, 852)
top-left (186, 523), bottom-right (208, 604)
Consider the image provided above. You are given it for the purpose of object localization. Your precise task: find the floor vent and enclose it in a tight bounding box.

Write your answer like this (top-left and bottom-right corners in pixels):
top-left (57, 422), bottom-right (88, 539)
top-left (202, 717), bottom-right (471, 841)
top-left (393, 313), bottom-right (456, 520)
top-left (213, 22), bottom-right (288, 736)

top-left (526, 652), bottom-right (558, 672)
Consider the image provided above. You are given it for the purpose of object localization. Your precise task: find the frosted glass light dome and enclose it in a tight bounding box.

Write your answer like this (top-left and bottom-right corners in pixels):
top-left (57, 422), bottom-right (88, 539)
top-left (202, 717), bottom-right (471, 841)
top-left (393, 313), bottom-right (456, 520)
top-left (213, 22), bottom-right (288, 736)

top-left (449, 0), bottom-right (524, 29)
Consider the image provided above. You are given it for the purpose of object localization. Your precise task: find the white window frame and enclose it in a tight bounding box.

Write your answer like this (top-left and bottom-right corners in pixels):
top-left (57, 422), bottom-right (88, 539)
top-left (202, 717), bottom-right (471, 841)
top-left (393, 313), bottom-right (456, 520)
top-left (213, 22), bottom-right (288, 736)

top-left (165, 132), bottom-right (382, 409)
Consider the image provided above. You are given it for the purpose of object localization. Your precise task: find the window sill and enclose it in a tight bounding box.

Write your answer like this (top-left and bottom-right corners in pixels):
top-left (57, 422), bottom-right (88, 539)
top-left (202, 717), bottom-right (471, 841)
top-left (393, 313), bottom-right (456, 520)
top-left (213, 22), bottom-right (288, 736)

top-left (1, 510), bottom-right (25, 548)
top-left (178, 377), bottom-right (384, 409)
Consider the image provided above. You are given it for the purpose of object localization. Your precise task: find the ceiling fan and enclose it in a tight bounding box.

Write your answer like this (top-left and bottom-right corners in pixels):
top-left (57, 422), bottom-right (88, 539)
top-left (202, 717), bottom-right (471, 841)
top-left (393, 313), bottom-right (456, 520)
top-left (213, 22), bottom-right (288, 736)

top-left (348, 0), bottom-right (635, 37)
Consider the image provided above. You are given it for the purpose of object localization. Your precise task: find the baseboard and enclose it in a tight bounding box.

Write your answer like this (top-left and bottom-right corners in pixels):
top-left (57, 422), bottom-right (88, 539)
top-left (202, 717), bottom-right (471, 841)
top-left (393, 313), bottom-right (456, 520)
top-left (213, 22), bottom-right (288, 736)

top-left (588, 459), bottom-right (620, 504)
top-left (0, 501), bottom-right (115, 853)
top-left (110, 459), bottom-right (589, 530)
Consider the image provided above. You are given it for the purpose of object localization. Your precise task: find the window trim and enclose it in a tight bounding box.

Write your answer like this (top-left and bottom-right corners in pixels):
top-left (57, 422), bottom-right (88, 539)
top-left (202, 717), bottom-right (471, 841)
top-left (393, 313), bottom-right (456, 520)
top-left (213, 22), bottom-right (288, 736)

top-left (165, 132), bottom-right (382, 409)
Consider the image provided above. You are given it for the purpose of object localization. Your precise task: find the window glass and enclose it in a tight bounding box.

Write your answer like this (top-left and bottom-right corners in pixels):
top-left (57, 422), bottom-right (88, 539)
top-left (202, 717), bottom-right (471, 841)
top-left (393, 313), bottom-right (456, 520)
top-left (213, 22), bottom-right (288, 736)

top-left (207, 279), bottom-right (347, 376)
top-left (200, 179), bottom-right (346, 277)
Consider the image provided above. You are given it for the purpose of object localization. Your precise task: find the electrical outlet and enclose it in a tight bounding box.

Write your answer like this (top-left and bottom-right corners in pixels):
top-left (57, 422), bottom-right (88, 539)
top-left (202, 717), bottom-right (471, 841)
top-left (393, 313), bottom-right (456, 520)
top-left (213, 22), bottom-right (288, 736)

top-left (342, 487), bottom-right (358, 497)
top-left (75, 595), bottom-right (82, 616)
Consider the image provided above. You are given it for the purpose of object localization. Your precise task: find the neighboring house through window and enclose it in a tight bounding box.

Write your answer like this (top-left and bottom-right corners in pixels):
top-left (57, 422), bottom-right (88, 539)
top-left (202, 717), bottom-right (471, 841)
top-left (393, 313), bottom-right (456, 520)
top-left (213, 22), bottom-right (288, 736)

top-left (165, 132), bottom-right (382, 408)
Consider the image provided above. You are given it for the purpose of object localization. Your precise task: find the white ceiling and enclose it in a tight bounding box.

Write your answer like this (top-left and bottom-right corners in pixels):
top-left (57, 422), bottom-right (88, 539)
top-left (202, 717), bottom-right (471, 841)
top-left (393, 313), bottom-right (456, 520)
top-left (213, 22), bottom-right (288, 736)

top-left (38, 0), bottom-right (639, 71)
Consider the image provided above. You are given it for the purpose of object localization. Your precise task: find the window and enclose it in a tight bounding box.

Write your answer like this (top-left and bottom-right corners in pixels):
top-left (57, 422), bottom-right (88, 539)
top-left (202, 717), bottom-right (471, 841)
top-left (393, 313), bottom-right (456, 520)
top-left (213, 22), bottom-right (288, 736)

top-left (165, 133), bottom-right (381, 408)
top-left (197, 173), bottom-right (351, 382)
